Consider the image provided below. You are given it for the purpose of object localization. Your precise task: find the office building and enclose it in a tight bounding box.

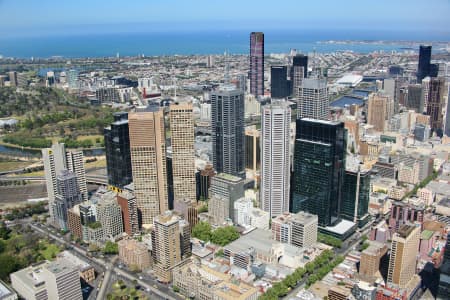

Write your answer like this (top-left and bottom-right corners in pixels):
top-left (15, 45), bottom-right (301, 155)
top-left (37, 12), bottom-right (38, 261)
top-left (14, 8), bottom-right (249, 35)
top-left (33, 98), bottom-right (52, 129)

top-left (292, 119), bottom-right (346, 227)
top-left (129, 108), bottom-right (168, 227)
top-left (55, 170), bottom-right (82, 230)
top-left (341, 167), bottom-right (371, 227)
top-left (211, 85), bottom-right (245, 179)
top-left (10, 260), bottom-right (82, 300)
top-left (292, 54), bottom-right (308, 97)
top-left (117, 190), bottom-right (139, 236)
top-left (424, 77), bottom-right (446, 136)
top-left (152, 212), bottom-right (182, 283)
top-left (417, 45), bottom-right (432, 83)
top-left (260, 101), bottom-right (291, 217)
top-left (367, 93), bottom-right (390, 132)
top-left (245, 126), bottom-right (260, 178)
top-left (271, 66), bottom-right (290, 98)
top-left (96, 191), bottom-right (124, 240)
top-left (104, 112), bottom-right (132, 189)
top-left (118, 239), bottom-right (151, 270)
top-left (169, 102), bottom-right (197, 203)
top-left (359, 241), bottom-right (388, 280)
top-left (249, 32), bottom-right (264, 97)
top-left (271, 212), bottom-right (318, 248)
top-left (387, 225), bottom-right (421, 288)
top-left (67, 205), bottom-right (82, 241)
top-left (406, 84), bottom-right (423, 113)
top-left (56, 251), bottom-right (95, 283)
top-left (174, 197), bottom-right (198, 228)
top-left (297, 77), bottom-right (328, 120)
top-left (210, 173), bottom-right (245, 223)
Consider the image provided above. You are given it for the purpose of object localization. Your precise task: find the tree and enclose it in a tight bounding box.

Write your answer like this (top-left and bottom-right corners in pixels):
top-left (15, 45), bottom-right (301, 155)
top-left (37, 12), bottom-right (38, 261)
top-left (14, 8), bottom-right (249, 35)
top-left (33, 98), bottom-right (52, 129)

top-left (173, 285), bottom-right (180, 293)
top-left (191, 221), bottom-right (212, 242)
top-left (210, 226), bottom-right (240, 246)
top-left (103, 241), bottom-right (119, 255)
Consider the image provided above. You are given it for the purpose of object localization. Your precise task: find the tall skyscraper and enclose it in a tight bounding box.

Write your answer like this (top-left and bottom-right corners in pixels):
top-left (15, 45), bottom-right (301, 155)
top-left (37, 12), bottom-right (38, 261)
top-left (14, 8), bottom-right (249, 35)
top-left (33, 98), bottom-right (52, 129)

top-left (129, 108), bottom-right (168, 227)
top-left (387, 225), bottom-right (420, 288)
top-left (297, 78), bottom-right (329, 120)
top-left (424, 77), bottom-right (446, 136)
top-left (271, 66), bottom-right (290, 98)
top-left (169, 102), bottom-right (196, 204)
top-left (211, 85), bottom-right (245, 179)
top-left (104, 112), bottom-right (132, 189)
top-left (292, 54), bottom-right (308, 97)
top-left (341, 166), bottom-right (371, 227)
top-left (153, 211), bottom-right (182, 283)
top-left (417, 45), bottom-right (432, 83)
top-left (292, 118), bottom-right (346, 227)
top-left (249, 32), bottom-right (264, 97)
top-left (209, 173), bottom-right (245, 224)
top-left (260, 101), bottom-right (291, 218)
top-left (43, 143), bottom-right (87, 225)
top-left (406, 84), bottom-right (423, 113)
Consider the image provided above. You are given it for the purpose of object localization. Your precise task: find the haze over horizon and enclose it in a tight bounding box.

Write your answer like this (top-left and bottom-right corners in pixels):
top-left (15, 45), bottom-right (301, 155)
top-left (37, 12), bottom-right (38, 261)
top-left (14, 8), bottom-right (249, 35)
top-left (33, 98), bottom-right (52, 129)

top-left (0, 0), bottom-right (449, 40)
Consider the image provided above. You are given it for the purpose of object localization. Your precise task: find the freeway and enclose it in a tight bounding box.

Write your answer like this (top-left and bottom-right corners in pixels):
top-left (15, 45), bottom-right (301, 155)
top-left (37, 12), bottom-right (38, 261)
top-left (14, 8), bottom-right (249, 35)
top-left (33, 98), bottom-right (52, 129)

top-left (0, 174), bottom-right (108, 185)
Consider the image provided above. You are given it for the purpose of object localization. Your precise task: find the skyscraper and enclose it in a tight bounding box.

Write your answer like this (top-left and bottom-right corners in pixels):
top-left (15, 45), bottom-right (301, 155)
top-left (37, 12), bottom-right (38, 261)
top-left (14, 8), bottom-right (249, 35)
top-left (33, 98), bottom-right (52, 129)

top-left (297, 78), bottom-right (329, 120)
top-left (117, 190), bottom-right (139, 236)
top-left (292, 54), bottom-right (308, 97)
top-left (292, 118), bottom-right (346, 227)
top-left (270, 66), bottom-right (290, 99)
top-left (42, 143), bottom-right (87, 226)
top-left (387, 225), bottom-right (420, 288)
top-left (55, 170), bottom-right (82, 230)
top-left (153, 211), bottom-right (182, 283)
top-left (341, 166), bottom-right (371, 227)
top-left (169, 102), bottom-right (196, 204)
top-left (211, 85), bottom-right (245, 179)
top-left (104, 112), bottom-right (132, 189)
top-left (129, 108), bottom-right (168, 227)
top-left (96, 191), bottom-right (124, 240)
top-left (249, 32), bottom-right (264, 97)
top-left (424, 77), bottom-right (446, 136)
top-left (417, 45), bottom-right (432, 83)
top-left (367, 93), bottom-right (391, 132)
top-left (406, 84), bottom-right (423, 113)
top-left (209, 173), bottom-right (245, 224)
top-left (260, 101), bottom-right (291, 218)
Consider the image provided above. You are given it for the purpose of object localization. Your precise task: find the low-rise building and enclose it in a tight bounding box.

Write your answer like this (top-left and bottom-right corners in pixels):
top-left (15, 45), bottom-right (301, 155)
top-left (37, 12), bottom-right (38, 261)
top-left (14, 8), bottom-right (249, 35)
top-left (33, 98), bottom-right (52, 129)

top-left (0, 280), bottom-right (17, 300)
top-left (56, 251), bottom-right (95, 283)
top-left (118, 239), bottom-right (151, 270)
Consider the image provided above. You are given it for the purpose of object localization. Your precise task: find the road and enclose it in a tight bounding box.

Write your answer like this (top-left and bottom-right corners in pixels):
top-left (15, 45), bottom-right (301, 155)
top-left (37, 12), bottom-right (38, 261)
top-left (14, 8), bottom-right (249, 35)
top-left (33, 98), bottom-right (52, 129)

top-left (27, 222), bottom-right (180, 300)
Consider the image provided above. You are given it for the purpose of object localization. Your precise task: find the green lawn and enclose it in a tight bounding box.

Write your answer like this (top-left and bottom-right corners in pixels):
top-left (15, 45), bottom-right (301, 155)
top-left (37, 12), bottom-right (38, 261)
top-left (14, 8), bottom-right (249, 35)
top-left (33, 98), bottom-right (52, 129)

top-left (0, 161), bottom-right (32, 172)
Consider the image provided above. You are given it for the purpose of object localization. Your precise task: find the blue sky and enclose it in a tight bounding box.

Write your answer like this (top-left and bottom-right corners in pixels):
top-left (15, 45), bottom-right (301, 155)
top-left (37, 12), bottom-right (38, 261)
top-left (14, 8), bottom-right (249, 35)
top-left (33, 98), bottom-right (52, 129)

top-left (0, 0), bottom-right (449, 37)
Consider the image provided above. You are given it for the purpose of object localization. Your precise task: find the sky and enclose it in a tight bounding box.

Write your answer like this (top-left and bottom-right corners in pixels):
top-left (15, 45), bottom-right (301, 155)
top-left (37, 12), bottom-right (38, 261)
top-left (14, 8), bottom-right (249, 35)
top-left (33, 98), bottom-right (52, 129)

top-left (0, 0), bottom-right (449, 38)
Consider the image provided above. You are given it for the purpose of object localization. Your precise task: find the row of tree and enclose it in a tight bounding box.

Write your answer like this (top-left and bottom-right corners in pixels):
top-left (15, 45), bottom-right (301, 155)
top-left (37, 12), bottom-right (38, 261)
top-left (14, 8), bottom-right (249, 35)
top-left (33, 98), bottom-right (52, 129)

top-left (191, 222), bottom-right (240, 246)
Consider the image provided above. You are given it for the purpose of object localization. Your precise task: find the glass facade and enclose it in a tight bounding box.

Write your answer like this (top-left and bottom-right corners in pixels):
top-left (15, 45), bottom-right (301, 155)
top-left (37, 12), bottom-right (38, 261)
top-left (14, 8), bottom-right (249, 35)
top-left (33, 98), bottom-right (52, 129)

top-left (291, 119), bottom-right (346, 227)
top-left (104, 112), bottom-right (132, 189)
top-left (250, 32), bottom-right (264, 97)
top-left (341, 169), bottom-right (371, 227)
top-left (270, 66), bottom-right (290, 99)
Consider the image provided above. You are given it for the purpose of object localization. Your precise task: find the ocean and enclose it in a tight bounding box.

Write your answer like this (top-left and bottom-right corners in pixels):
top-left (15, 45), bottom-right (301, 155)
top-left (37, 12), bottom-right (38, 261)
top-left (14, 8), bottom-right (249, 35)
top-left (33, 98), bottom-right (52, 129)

top-left (0, 29), bottom-right (448, 58)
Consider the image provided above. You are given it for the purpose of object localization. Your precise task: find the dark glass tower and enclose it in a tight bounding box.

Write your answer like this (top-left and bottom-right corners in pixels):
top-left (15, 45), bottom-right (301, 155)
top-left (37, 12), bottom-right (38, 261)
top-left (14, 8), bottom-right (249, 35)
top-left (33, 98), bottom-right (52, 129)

top-left (292, 54), bottom-right (308, 78)
top-left (425, 77), bottom-right (446, 136)
top-left (406, 84), bottom-right (423, 113)
top-left (270, 66), bottom-right (290, 98)
top-left (104, 112), bottom-right (132, 189)
top-left (250, 32), bottom-right (264, 97)
top-left (417, 45), bottom-right (432, 83)
top-left (291, 118), bottom-right (346, 227)
top-left (211, 85), bottom-right (245, 179)
top-left (341, 168), bottom-right (371, 227)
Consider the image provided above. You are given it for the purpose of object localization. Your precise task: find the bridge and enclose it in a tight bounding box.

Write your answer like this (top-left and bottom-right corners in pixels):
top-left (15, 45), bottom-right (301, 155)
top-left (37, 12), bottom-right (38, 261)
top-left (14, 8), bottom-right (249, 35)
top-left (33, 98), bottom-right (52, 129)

top-left (0, 175), bottom-right (108, 185)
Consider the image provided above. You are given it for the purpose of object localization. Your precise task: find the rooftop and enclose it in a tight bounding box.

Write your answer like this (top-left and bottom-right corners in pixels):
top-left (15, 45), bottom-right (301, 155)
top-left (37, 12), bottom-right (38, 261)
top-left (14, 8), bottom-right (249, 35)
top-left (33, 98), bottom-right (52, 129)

top-left (0, 280), bottom-right (16, 299)
top-left (215, 173), bottom-right (243, 183)
top-left (224, 228), bottom-right (273, 256)
top-left (322, 219), bottom-right (356, 235)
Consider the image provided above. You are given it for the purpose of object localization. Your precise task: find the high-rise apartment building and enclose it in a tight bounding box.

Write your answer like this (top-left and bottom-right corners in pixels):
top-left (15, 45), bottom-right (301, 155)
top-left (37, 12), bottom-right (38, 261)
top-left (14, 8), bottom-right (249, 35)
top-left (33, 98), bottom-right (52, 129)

top-left (96, 191), bottom-right (124, 240)
top-left (129, 108), bottom-right (168, 227)
top-left (271, 66), bottom-right (290, 98)
top-left (152, 211), bottom-right (182, 283)
top-left (117, 190), bottom-right (139, 236)
top-left (387, 225), bottom-right (421, 288)
top-left (55, 170), bottom-right (82, 230)
top-left (169, 102), bottom-right (196, 203)
top-left (292, 119), bottom-right (346, 227)
top-left (260, 101), bottom-right (291, 217)
top-left (249, 32), bottom-right (264, 97)
top-left (417, 45), bottom-right (432, 83)
top-left (43, 143), bottom-right (87, 226)
top-left (367, 93), bottom-right (390, 132)
top-left (297, 78), bottom-right (328, 120)
top-left (292, 54), bottom-right (308, 97)
top-left (104, 112), bottom-right (132, 189)
top-left (211, 85), bottom-right (245, 179)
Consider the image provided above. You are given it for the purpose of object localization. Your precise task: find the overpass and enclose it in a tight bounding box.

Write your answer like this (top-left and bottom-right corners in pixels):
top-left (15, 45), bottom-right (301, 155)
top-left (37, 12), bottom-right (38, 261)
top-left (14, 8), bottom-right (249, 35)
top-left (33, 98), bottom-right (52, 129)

top-left (0, 175), bottom-right (108, 185)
